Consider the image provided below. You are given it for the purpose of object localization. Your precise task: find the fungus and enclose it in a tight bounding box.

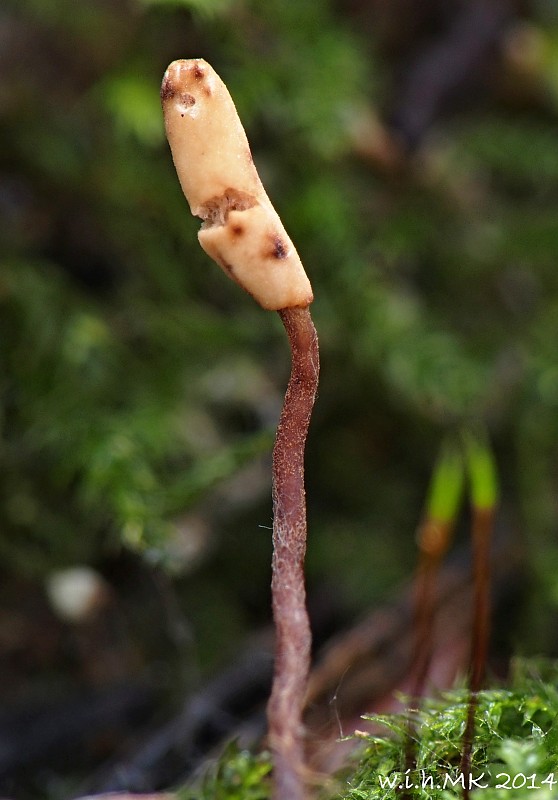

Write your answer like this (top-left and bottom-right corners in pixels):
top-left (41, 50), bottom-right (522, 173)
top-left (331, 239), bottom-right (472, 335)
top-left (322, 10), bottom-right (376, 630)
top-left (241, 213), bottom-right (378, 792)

top-left (161, 58), bottom-right (319, 800)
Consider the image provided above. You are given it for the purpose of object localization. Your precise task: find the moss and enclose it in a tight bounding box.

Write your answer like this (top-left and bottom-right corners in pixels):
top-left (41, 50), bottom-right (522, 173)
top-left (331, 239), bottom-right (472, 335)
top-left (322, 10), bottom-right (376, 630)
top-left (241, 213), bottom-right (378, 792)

top-left (179, 741), bottom-right (272, 800)
top-left (177, 660), bottom-right (558, 799)
top-left (341, 659), bottom-right (558, 799)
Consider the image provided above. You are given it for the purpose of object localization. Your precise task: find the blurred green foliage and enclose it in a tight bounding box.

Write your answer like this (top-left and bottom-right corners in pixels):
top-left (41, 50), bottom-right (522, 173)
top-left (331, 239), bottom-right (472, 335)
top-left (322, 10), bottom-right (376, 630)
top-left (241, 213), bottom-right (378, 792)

top-left (2, 0), bottom-right (558, 667)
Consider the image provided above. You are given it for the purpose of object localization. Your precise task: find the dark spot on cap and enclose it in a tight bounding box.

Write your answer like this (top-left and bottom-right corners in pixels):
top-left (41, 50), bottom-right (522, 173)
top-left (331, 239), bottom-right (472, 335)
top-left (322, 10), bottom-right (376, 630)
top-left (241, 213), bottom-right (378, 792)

top-left (231, 224), bottom-right (244, 236)
top-left (160, 76), bottom-right (175, 103)
top-left (270, 236), bottom-right (288, 259)
top-left (181, 93), bottom-right (196, 107)
top-left (193, 63), bottom-right (205, 79)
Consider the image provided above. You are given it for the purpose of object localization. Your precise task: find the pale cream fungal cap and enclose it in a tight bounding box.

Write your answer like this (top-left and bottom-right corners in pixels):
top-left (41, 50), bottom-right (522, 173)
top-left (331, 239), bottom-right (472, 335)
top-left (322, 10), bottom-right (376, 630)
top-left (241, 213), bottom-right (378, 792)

top-left (161, 58), bottom-right (313, 310)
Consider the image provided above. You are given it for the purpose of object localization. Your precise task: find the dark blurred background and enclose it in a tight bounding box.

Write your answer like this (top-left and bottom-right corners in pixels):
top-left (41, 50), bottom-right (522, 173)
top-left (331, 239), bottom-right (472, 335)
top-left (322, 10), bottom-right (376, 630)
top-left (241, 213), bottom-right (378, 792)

top-left (2, 0), bottom-right (558, 795)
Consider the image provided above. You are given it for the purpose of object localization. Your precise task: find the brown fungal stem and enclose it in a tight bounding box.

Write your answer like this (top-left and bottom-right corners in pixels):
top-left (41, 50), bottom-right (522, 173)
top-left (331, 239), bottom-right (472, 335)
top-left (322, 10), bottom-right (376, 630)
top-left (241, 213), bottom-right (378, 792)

top-left (268, 306), bottom-right (319, 800)
top-left (161, 59), bottom-right (317, 795)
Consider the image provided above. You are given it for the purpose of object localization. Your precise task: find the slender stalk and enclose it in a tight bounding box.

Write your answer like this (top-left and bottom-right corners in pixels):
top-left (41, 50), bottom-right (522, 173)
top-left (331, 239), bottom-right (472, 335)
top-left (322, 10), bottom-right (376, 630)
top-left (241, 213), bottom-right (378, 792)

top-left (461, 505), bottom-right (494, 799)
top-left (410, 441), bottom-right (464, 700)
top-left (268, 306), bottom-right (319, 800)
top-left (404, 519), bottom-right (454, 790)
top-left (403, 441), bottom-right (464, 789)
top-left (411, 521), bottom-right (451, 699)
top-left (460, 433), bottom-right (497, 799)
top-left (469, 507), bottom-right (493, 694)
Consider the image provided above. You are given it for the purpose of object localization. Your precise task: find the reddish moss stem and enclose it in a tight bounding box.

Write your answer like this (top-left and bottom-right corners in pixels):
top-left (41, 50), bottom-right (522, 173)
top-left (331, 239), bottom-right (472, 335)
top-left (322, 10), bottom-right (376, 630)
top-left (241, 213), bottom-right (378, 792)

top-left (268, 306), bottom-right (319, 800)
top-left (460, 506), bottom-right (494, 799)
top-left (403, 521), bottom-right (451, 789)
top-left (410, 519), bottom-right (453, 699)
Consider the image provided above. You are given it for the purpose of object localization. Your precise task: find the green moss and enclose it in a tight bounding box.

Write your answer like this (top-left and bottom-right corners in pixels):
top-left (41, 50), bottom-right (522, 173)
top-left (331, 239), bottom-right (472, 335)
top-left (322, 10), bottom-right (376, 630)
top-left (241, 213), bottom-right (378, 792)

top-left (179, 741), bottom-right (272, 800)
top-left (176, 661), bottom-right (558, 799)
top-left (341, 659), bottom-right (558, 799)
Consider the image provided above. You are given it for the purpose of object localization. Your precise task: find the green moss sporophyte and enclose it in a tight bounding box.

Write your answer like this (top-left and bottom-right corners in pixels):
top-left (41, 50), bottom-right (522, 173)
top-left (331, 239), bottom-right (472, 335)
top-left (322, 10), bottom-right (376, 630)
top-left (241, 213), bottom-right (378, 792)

top-left (161, 59), bottom-right (319, 800)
